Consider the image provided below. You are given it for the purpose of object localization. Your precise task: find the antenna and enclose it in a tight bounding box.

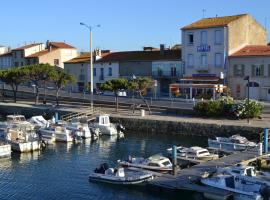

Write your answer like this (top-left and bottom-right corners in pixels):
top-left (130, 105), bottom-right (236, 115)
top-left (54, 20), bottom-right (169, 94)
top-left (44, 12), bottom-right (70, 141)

top-left (202, 9), bottom-right (206, 18)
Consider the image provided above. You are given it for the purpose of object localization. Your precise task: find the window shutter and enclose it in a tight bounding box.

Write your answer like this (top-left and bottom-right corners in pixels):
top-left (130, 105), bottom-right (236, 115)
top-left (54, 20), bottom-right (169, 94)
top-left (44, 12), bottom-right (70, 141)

top-left (252, 65), bottom-right (256, 77)
top-left (241, 65), bottom-right (245, 77)
top-left (268, 64), bottom-right (270, 77)
top-left (233, 65), bottom-right (237, 76)
top-left (260, 65), bottom-right (264, 76)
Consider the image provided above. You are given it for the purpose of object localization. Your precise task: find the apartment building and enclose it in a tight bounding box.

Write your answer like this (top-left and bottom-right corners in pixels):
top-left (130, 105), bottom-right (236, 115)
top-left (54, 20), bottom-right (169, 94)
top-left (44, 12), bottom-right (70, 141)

top-left (173, 14), bottom-right (267, 99)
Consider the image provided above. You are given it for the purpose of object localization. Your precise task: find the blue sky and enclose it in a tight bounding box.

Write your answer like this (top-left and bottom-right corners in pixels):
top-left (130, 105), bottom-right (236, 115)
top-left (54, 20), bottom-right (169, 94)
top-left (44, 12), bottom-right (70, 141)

top-left (0, 0), bottom-right (269, 52)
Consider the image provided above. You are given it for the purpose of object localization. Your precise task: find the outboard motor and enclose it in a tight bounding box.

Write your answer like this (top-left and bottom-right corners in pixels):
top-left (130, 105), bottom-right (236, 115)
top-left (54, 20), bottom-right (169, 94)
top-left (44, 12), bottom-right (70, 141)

top-left (94, 163), bottom-right (109, 174)
top-left (116, 124), bottom-right (125, 133)
top-left (90, 127), bottom-right (100, 140)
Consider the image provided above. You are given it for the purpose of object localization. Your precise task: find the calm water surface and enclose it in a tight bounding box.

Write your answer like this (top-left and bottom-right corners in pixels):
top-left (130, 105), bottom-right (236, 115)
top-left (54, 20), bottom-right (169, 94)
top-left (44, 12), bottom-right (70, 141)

top-left (0, 132), bottom-right (207, 200)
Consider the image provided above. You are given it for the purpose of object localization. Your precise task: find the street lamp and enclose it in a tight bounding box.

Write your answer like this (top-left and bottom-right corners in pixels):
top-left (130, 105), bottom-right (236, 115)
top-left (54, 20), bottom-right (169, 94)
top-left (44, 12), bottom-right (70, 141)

top-left (43, 74), bottom-right (47, 105)
top-left (244, 75), bottom-right (250, 124)
top-left (80, 22), bottom-right (100, 110)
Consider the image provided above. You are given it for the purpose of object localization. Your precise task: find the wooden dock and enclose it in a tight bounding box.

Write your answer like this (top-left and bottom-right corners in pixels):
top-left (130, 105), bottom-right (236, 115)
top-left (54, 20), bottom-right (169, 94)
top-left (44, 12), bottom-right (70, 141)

top-left (147, 148), bottom-right (270, 198)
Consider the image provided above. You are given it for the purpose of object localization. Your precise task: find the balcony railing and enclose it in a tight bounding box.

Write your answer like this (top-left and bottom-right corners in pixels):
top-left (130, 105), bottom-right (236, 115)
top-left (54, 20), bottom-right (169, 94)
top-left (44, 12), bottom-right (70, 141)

top-left (152, 70), bottom-right (181, 78)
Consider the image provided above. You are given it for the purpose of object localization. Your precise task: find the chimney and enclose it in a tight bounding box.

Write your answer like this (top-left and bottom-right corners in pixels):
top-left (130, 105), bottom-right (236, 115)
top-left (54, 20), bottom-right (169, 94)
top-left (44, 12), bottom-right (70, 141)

top-left (160, 44), bottom-right (165, 55)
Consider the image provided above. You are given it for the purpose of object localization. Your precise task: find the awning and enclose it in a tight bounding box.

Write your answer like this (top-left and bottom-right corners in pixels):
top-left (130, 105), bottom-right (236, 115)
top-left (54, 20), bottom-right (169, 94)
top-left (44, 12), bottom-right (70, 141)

top-left (180, 76), bottom-right (220, 82)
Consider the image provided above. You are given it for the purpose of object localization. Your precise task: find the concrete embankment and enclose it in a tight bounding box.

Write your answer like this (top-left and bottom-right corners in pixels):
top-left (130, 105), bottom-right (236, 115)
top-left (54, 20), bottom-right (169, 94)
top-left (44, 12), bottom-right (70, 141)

top-left (110, 116), bottom-right (264, 140)
top-left (0, 102), bottom-right (264, 140)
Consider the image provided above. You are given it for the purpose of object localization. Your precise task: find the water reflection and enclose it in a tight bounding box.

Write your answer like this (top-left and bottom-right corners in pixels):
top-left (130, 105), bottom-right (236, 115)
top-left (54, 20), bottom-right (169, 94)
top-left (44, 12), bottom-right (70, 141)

top-left (0, 132), bottom-right (208, 200)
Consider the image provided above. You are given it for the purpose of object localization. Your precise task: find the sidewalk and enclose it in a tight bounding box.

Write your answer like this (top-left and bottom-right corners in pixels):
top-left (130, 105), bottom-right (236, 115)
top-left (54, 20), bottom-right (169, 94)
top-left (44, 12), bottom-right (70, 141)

top-left (1, 100), bottom-right (270, 129)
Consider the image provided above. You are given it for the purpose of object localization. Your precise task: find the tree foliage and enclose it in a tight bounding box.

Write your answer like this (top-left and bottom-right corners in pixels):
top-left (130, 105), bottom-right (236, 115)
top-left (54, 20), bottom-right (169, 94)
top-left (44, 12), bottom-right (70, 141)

top-left (0, 67), bottom-right (28, 102)
top-left (128, 77), bottom-right (153, 114)
top-left (51, 70), bottom-right (75, 106)
top-left (100, 78), bottom-right (129, 112)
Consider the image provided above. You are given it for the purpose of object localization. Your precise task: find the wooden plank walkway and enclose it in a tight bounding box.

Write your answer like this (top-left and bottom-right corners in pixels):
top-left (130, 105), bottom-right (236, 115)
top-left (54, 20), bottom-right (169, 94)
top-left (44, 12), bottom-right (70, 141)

top-left (147, 148), bottom-right (270, 197)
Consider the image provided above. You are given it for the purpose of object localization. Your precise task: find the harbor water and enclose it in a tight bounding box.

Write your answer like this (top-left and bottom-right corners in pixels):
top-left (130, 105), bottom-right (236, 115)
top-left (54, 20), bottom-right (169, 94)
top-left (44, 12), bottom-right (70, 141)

top-left (0, 132), bottom-right (207, 200)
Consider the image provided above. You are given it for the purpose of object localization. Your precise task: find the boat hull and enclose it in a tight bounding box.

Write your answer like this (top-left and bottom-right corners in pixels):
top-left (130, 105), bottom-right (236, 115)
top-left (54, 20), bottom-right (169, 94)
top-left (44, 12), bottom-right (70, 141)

top-left (0, 144), bottom-right (11, 158)
top-left (119, 162), bottom-right (172, 173)
top-left (9, 141), bottom-right (40, 152)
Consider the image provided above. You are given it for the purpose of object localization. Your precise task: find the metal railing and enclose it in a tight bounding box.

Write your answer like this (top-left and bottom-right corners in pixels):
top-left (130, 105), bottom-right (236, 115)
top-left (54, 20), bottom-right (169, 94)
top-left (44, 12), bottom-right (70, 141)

top-left (61, 107), bottom-right (101, 122)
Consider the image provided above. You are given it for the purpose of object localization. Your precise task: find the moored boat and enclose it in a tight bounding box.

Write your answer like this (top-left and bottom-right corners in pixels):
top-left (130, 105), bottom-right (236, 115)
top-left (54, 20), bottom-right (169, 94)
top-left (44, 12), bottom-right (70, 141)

top-left (89, 163), bottom-right (153, 185)
top-left (0, 141), bottom-right (11, 158)
top-left (167, 146), bottom-right (219, 165)
top-left (201, 174), bottom-right (264, 200)
top-left (39, 125), bottom-right (74, 143)
top-left (118, 154), bottom-right (172, 173)
top-left (208, 134), bottom-right (257, 152)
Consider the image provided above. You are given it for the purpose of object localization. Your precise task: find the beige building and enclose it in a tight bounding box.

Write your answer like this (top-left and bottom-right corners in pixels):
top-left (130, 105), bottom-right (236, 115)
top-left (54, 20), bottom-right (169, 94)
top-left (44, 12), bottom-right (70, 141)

top-left (12, 43), bottom-right (45, 67)
top-left (25, 42), bottom-right (78, 68)
top-left (177, 14), bottom-right (267, 99)
top-left (229, 45), bottom-right (270, 101)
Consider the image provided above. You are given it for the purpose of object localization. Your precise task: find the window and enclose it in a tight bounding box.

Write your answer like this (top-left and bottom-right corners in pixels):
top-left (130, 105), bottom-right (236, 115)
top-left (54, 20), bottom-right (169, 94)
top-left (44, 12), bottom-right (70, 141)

top-left (100, 68), bottom-right (104, 80)
top-left (187, 33), bottom-right (194, 45)
top-left (215, 53), bottom-right (222, 67)
top-left (215, 30), bottom-right (222, 44)
top-left (171, 65), bottom-right (177, 76)
top-left (187, 54), bottom-right (194, 67)
top-left (252, 65), bottom-right (264, 77)
top-left (201, 31), bottom-right (207, 45)
top-left (21, 51), bottom-right (24, 58)
top-left (233, 65), bottom-right (244, 76)
top-left (93, 68), bottom-right (96, 76)
top-left (200, 55), bottom-right (207, 67)
top-left (108, 67), bottom-right (112, 76)
top-left (54, 59), bottom-right (59, 66)
top-left (21, 62), bottom-right (24, 66)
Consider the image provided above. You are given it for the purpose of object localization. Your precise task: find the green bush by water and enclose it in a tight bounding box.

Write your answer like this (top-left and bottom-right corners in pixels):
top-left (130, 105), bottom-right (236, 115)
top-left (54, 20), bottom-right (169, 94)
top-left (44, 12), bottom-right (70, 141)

top-left (194, 97), bottom-right (263, 119)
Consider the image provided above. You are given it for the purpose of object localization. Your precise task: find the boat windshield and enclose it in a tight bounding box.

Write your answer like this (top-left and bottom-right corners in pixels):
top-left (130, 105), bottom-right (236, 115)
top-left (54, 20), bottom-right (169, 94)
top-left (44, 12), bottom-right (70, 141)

top-left (162, 161), bottom-right (171, 166)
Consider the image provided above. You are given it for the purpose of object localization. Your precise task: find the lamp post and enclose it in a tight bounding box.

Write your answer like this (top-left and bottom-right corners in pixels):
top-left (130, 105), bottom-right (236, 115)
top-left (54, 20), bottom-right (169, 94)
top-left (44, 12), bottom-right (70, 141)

top-left (80, 22), bottom-right (100, 110)
top-left (43, 74), bottom-right (47, 105)
top-left (244, 76), bottom-right (250, 124)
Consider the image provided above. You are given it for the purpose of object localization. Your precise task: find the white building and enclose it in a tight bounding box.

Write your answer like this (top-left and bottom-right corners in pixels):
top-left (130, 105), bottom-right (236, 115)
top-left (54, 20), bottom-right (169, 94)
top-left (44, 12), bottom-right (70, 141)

top-left (0, 46), bottom-right (8, 55)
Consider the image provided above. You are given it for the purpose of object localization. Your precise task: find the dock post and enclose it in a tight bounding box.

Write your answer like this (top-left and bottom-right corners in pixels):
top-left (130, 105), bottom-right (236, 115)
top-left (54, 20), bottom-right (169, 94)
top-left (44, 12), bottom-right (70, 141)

top-left (172, 145), bottom-right (177, 175)
top-left (259, 142), bottom-right (263, 156)
top-left (55, 112), bottom-right (59, 124)
top-left (264, 128), bottom-right (269, 154)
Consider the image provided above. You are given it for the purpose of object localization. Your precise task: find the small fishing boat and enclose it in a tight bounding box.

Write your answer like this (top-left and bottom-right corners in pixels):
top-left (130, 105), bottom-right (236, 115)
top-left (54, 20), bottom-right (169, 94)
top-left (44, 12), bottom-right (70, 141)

top-left (89, 163), bottom-right (153, 185)
top-left (201, 174), bottom-right (264, 200)
top-left (167, 146), bottom-right (219, 165)
top-left (90, 114), bottom-right (125, 136)
top-left (28, 116), bottom-right (49, 129)
top-left (39, 125), bottom-right (74, 143)
top-left (5, 128), bottom-right (41, 152)
top-left (65, 122), bottom-right (100, 140)
top-left (220, 165), bottom-right (270, 187)
top-left (118, 154), bottom-right (172, 173)
top-left (208, 134), bottom-right (257, 152)
top-left (0, 141), bottom-right (11, 158)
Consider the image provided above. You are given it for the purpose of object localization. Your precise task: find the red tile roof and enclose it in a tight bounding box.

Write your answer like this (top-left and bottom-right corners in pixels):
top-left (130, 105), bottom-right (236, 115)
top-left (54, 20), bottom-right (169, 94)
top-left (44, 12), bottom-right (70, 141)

top-left (181, 14), bottom-right (247, 30)
top-left (13, 43), bottom-right (43, 51)
top-left (96, 50), bottom-right (181, 63)
top-left (230, 45), bottom-right (270, 57)
top-left (26, 50), bottom-right (51, 58)
top-left (49, 42), bottom-right (75, 49)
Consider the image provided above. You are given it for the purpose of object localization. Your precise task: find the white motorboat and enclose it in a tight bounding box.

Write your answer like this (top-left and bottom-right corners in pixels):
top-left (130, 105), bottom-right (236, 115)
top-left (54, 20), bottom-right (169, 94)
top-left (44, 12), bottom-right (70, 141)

top-left (65, 122), bottom-right (100, 140)
top-left (0, 141), bottom-right (11, 158)
top-left (5, 128), bottom-right (41, 152)
top-left (28, 116), bottom-right (49, 129)
top-left (39, 125), bottom-right (74, 143)
top-left (208, 134), bottom-right (257, 152)
top-left (201, 174), bottom-right (264, 200)
top-left (167, 146), bottom-right (219, 164)
top-left (89, 163), bottom-right (153, 185)
top-left (118, 154), bottom-right (172, 173)
top-left (90, 114), bottom-right (124, 136)
top-left (220, 165), bottom-right (270, 187)
top-left (0, 114), bottom-right (35, 137)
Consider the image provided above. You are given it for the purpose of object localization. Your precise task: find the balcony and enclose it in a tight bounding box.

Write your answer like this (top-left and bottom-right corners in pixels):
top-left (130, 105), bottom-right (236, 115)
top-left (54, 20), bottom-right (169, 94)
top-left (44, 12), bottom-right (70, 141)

top-left (152, 70), bottom-right (181, 78)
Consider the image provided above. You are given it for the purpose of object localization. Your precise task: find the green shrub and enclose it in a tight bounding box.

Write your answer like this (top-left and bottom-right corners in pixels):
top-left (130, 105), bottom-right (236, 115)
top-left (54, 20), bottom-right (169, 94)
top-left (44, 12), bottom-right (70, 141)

top-left (193, 97), bottom-right (263, 119)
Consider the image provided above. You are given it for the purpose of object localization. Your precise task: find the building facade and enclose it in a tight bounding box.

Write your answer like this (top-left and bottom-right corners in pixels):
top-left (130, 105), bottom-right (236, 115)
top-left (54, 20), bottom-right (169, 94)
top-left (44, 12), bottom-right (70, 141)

top-left (229, 45), bottom-right (270, 101)
top-left (0, 52), bottom-right (12, 69)
top-left (176, 14), bottom-right (267, 99)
